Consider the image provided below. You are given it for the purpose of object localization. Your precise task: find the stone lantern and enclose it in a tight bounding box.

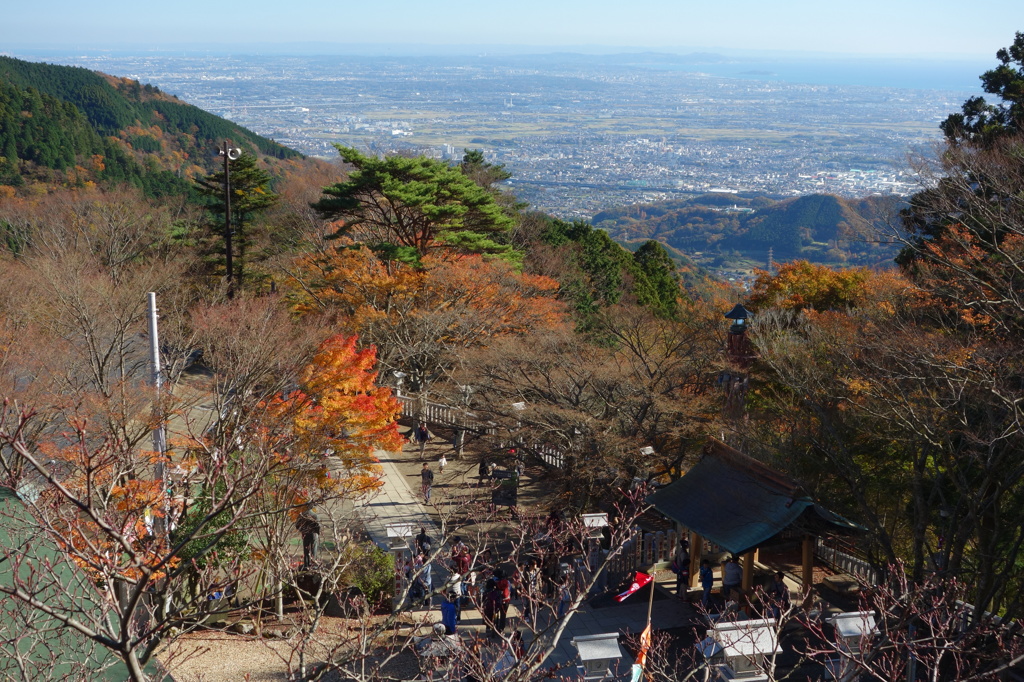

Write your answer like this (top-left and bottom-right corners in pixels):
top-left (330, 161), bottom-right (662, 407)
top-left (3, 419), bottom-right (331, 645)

top-left (724, 304), bottom-right (753, 366)
top-left (385, 522), bottom-right (415, 611)
top-left (823, 611), bottom-right (877, 680)
top-left (698, 618), bottom-right (781, 680)
top-left (572, 632), bottom-right (624, 681)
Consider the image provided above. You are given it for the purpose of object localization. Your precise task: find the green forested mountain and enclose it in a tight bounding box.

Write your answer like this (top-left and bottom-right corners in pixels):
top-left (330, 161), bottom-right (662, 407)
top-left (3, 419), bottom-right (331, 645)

top-left (0, 56), bottom-right (301, 196)
top-left (519, 215), bottom-right (686, 326)
top-left (593, 192), bottom-right (904, 266)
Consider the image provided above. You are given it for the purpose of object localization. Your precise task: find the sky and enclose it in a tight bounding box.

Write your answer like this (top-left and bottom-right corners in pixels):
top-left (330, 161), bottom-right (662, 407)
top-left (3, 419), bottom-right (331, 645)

top-left (3, 0), bottom-right (1022, 59)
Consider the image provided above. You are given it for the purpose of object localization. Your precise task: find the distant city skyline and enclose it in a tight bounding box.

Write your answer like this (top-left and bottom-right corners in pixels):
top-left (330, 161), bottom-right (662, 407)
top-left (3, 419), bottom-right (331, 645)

top-left (4, 0), bottom-right (1021, 59)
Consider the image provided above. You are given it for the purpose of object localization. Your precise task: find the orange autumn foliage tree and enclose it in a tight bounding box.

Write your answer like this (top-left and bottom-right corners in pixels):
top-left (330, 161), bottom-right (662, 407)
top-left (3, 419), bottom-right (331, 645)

top-left (285, 244), bottom-right (566, 390)
top-left (747, 260), bottom-right (871, 313)
top-left (288, 243), bottom-right (425, 326)
top-left (424, 252), bottom-right (564, 337)
top-left (288, 243), bottom-right (564, 334)
top-left (38, 434), bottom-right (177, 583)
top-left (264, 334), bottom-right (403, 501)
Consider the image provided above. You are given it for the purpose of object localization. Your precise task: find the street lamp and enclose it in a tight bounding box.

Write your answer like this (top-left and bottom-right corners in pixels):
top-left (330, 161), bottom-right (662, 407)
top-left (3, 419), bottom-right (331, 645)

top-left (724, 303), bottom-right (752, 333)
top-left (454, 385), bottom-right (474, 459)
top-left (725, 303), bottom-right (753, 366)
top-left (218, 141), bottom-right (242, 298)
top-left (511, 401), bottom-right (526, 445)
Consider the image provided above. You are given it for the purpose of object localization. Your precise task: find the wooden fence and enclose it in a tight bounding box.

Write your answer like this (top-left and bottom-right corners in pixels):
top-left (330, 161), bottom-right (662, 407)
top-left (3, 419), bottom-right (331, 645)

top-left (396, 394), bottom-right (480, 430)
top-left (815, 537), bottom-right (881, 585)
top-left (397, 393), bottom-right (565, 469)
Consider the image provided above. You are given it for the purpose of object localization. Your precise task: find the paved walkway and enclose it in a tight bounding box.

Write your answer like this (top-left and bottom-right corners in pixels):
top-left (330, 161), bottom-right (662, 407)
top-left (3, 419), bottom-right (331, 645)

top-left (356, 447), bottom-right (442, 550)
top-left (354, 440), bottom-right (700, 676)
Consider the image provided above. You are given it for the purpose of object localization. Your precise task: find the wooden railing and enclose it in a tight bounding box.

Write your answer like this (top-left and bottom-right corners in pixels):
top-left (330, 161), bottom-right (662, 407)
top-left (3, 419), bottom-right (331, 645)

top-left (396, 394), bottom-right (482, 430)
top-left (396, 393), bottom-right (565, 469)
top-left (815, 537), bottom-right (881, 584)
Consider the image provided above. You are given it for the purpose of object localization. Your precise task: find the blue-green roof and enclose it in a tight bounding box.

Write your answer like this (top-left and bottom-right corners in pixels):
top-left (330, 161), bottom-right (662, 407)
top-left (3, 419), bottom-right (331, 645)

top-left (0, 487), bottom-right (166, 680)
top-left (648, 441), bottom-right (861, 555)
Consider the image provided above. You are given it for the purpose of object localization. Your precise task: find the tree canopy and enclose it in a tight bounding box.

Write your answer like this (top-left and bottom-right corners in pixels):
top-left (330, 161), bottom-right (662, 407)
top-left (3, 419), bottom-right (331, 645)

top-left (940, 31), bottom-right (1024, 145)
top-left (194, 151), bottom-right (279, 291)
top-left (313, 146), bottom-right (517, 265)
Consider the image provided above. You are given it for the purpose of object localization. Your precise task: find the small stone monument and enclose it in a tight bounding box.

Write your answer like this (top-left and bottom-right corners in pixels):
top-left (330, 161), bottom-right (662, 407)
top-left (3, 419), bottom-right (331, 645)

top-left (572, 632), bottom-right (624, 681)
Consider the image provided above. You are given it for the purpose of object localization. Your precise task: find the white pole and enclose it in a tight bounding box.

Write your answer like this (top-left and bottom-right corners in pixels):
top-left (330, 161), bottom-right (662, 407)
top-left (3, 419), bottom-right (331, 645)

top-left (148, 293), bottom-right (167, 535)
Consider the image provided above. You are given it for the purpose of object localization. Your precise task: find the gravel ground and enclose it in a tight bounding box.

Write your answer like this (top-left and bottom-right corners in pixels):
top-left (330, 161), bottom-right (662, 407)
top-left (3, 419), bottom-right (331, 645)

top-left (159, 622), bottom-right (424, 682)
top-left (159, 630), bottom-right (304, 681)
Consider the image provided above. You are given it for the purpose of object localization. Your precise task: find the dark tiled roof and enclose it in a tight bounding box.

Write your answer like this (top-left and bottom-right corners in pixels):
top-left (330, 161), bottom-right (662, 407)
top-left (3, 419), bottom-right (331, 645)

top-left (648, 440), bottom-right (861, 555)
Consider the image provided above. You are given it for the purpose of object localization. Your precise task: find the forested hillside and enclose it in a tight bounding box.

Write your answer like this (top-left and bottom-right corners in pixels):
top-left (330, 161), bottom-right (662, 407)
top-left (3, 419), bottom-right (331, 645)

top-left (2, 34), bottom-right (1024, 681)
top-left (593, 192), bottom-right (904, 266)
top-left (0, 56), bottom-right (301, 196)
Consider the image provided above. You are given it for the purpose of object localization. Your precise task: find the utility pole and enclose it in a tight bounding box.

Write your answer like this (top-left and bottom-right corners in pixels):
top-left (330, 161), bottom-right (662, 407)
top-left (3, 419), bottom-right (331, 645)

top-left (218, 141), bottom-right (241, 298)
top-left (148, 292), bottom-right (168, 536)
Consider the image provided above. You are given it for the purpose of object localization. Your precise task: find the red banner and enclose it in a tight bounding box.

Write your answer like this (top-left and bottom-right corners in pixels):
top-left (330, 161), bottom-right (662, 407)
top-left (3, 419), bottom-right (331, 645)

top-left (615, 571), bottom-right (653, 602)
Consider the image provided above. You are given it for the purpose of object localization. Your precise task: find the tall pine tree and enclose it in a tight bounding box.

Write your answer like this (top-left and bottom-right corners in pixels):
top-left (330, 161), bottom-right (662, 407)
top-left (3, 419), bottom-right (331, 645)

top-left (195, 151), bottom-right (278, 293)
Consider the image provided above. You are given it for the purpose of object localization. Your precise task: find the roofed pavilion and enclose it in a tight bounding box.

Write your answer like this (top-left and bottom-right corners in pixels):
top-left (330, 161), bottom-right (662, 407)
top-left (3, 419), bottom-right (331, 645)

top-left (648, 439), bottom-right (863, 594)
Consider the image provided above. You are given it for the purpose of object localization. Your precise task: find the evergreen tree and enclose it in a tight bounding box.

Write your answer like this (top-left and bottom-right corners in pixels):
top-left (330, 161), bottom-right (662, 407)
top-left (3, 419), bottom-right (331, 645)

top-left (632, 240), bottom-right (681, 319)
top-left (195, 152), bottom-right (278, 292)
top-left (941, 31), bottom-right (1024, 145)
top-left (313, 146), bottom-right (517, 266)
top-left (461, 148), bottom-right (511, 188)
top-left (901, 32), bottom-right (1024, 268)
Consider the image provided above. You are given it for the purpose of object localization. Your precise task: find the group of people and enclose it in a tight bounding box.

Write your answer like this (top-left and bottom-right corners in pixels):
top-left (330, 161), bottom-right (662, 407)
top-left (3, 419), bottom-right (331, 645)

top-left (404, 528), bottom-right (578, 643)
top-left (693, 550), bottom-right (792, 617)
top-left (673, 537), bottom-right (794, 618)
top-left (407, 527), bottom-right (435, 607)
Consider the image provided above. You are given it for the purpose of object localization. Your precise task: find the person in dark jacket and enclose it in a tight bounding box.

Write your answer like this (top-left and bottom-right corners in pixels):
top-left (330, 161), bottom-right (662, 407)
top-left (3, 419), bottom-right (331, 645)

top-left (700, 559), bottom-right (715, 607)
top-left (421, 463), bottom-right (435, 503)
top-left (295, 509), bottom-right (321, 569)
top-left (673, 538), bottom-right (691, 597)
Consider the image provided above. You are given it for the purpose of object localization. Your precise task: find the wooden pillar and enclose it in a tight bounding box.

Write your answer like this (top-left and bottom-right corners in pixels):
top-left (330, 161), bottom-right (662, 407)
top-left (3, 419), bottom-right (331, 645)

top-left (689, 531), bottom-right (702, 588)
top-left (741, 550), bottom-right (755, 592)
top-left (801, 535), bottom-right (815, 595)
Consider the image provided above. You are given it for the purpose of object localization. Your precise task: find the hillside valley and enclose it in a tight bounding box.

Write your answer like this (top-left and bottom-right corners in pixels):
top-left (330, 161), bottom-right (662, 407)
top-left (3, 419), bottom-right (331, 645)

top-left (595, 192), bottom-right (903, 273)
top-left (0, 56), bottom-right (303, 197)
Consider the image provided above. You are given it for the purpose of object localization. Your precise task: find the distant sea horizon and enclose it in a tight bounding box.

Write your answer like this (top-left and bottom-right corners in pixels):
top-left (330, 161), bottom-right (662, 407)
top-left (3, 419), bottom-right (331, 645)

top-left (7, 47), bottom-right (990, 94)
top-left (644, 57), bottom-right (988, 93)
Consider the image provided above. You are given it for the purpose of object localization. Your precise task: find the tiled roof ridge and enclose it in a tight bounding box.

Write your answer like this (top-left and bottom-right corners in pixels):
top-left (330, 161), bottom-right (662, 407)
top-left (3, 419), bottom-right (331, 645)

top-left (703, 438), bottom-right (806, 499)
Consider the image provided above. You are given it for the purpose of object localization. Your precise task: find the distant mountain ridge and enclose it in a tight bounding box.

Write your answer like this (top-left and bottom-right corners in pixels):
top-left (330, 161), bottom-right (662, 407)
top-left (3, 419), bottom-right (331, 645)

top-left (593, 193), bottom-right (904, 266)
top-left (0, 56), bottom-right (301, 196)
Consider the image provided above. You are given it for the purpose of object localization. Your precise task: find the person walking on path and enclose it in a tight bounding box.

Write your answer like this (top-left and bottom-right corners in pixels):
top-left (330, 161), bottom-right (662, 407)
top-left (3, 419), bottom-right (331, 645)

top-left (557, 575), bottom-right (571, 619)
top-left (418, 552), bottom-right (433, 608)
top-left (520, 558), bottom-right (542, 627)
top-left (295, 508), bottom-right (321, 570)
top-left (438, 454), bottom-right (447, 474)
top-left (482, 575), bottom-right (498, 637)
top-left (416, 526), bottom-right (432, 555)
top-left (699, 559), bottom-right (714, 608)
top-left (722, 556), bottom-right (742, 599)
top-left (451, 537), bottom-right (471, 577)
top-left (477, 458), bottom-right (490, 487)
top-left (421, 462), bottom-right (435, 504)
top-left (493, 568), bottom-right (512, 635)
top-left (414, 422), bottom-right (430, 460)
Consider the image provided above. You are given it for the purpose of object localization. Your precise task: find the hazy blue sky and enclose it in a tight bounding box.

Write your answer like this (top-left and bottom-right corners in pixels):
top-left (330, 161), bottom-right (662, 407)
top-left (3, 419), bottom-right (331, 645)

top-left (4, 0), bottom-right (1021, 58)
